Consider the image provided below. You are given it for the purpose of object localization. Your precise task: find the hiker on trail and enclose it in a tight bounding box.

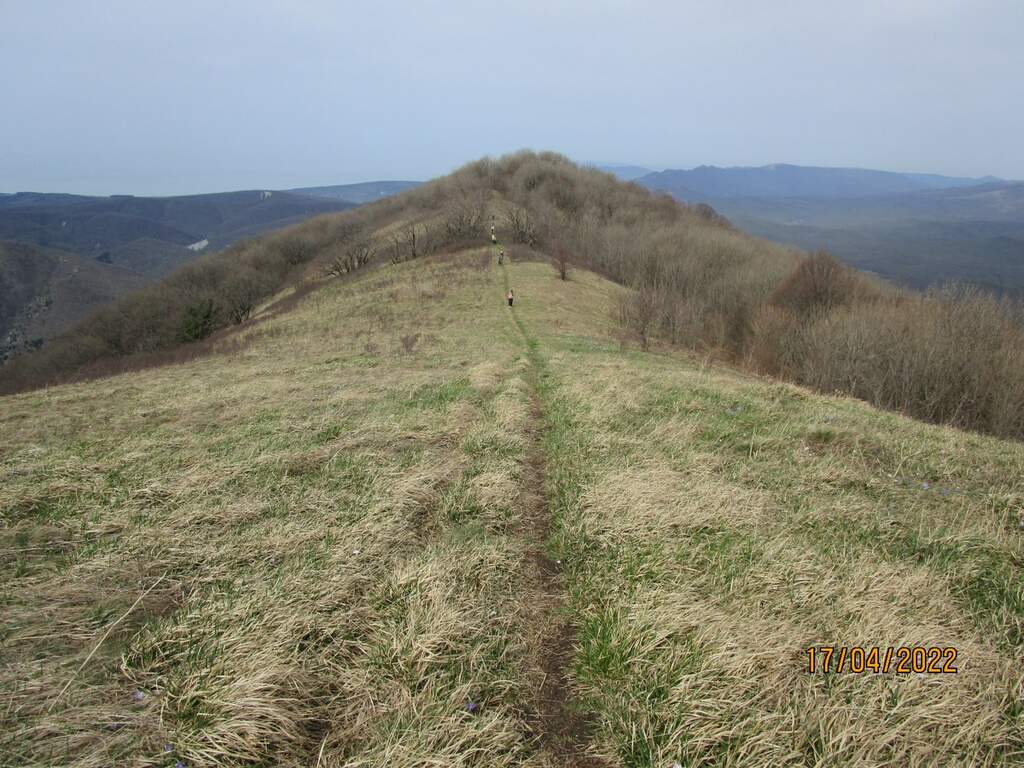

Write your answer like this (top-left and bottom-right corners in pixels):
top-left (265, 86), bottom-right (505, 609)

top-left (491, 232), bottom-right (497, 244)
top-left (507, 289), bottom-right (514, 307)
top-left (497, 247), bottom-right (504, 265)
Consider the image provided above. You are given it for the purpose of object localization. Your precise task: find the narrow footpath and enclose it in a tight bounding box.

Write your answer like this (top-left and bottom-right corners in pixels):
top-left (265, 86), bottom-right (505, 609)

top-left (500, 259), bottom-right (607, 768)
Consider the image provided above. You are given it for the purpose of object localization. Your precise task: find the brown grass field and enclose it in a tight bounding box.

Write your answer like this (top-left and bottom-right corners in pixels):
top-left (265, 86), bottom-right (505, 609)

top-left (2, 243), bottom-right (1023, 766)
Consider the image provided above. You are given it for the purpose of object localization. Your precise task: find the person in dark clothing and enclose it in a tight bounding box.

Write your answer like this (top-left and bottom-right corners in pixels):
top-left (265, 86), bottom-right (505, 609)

top-left (507, 289), bottom-right (514, 307)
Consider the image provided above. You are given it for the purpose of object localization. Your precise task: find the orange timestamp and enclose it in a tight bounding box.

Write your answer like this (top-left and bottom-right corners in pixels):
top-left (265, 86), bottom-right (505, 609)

top-left (806, 645), bottom-right (958, 674)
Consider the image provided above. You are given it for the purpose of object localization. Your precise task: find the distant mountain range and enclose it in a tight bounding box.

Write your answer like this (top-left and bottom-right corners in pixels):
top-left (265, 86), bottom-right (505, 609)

top-left (592, 164), bottom-right (655, 181)
top-left (634, 164), bottom-right (1024, 294)
top-left (292, 180), bottom-right (422, 204)
top-left (639, 163), bottom-right (1001, 200)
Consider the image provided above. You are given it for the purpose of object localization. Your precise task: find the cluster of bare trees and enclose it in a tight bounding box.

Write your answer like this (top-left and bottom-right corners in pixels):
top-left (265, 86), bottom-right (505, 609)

top-left (324, 237), bottom-right (375, 277)
top-left (441, 194), bottom-right (486, 243)
top-left (618, 239), bottom-right (1024, 438)
top-left (388, 222), bottom-right (428, 264)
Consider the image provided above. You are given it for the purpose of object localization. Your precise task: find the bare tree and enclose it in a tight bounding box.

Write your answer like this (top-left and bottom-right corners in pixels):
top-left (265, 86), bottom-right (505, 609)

top-left (553, 243), bottom-right (572, 280)
top-left (505, 207), bottom-right (540, 246)
top-left (224, 270), bottom-right (266, 323)
top-left (324, 237), bottom-right (375, 277)
top-left (618, 285), bottom-right (658, 351)
top-left (390, 222), bottom-right (427, 264)
top-left (442, 194), bottom-right (486, 244)
top-left (277, 235), bottom-right (315, 265)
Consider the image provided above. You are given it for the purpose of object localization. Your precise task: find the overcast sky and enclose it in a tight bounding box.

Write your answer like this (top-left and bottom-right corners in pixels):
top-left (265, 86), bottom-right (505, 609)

top-left (2, 0), bottom-right (1022, 195)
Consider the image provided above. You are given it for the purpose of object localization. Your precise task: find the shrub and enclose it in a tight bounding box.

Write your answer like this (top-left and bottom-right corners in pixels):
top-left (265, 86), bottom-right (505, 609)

top-left (180, 298), bottom-right (218, 342)
top-left (772, 250), bottom-right (868, 315)
top-left (276, 235), bottom-right (315, 265)
top-left (324, 237), bottom-right (375, 277)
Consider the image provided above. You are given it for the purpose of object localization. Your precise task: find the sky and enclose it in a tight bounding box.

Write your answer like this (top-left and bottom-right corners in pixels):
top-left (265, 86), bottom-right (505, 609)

top-left (1, 0), bottom-right (1022, 196)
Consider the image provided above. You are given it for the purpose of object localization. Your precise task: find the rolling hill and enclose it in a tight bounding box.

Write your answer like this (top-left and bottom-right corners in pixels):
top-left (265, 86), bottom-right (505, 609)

top-left (637, 164), bottom-right (1024, 293)
top-left (1, 153), bottom-right (1021, 766)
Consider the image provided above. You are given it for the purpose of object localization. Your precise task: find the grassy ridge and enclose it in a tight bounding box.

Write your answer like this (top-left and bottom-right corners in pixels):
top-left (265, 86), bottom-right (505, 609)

top-left (2, 247), bottom-right (1023, 766)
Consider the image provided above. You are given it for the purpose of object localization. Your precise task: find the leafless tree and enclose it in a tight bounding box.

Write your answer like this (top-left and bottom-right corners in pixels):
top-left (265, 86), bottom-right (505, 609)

top-left (324, 237), bottom-right (375, 277)
top-left (390, 222), bottom-right (428, 264)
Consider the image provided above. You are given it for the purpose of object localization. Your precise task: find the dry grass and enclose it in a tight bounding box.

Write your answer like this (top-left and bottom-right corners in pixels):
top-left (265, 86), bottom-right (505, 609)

top-left (504, 262), bottom-right (1024, 766)
top-left (0, 251), bottom-right (547, 767)
top-left (3, 248), bottom-right (1023, 767)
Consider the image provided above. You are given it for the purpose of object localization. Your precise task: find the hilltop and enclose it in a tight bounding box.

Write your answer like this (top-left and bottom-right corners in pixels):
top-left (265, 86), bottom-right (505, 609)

top-left (2, 152), bottom-right (1022, 766)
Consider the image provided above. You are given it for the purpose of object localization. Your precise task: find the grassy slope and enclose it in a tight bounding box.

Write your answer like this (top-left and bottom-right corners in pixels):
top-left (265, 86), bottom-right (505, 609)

top-left (512, 265), bottom-right (1024, 766)
top-left (2, 247), bottom-right (1023, 767)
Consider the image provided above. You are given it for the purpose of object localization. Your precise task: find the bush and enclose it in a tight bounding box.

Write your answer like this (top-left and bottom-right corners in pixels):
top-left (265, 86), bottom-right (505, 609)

top-left (771, 251), bottom-right (869, 315)
top-left (180, 298), bottom-right (218, 342)
top-left (276, 235), bottom-right (315, 265)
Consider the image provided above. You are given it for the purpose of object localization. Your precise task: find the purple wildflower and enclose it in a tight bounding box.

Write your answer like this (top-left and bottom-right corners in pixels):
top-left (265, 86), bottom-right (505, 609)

top-left (132, 690), bottom-right (145, 703)
top-left (465, 701), bottom-right (479, 713)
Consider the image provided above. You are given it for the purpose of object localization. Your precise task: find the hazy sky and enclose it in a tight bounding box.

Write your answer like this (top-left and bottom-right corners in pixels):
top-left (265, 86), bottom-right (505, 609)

top-left (2, 0), bottom-right (1022, 195)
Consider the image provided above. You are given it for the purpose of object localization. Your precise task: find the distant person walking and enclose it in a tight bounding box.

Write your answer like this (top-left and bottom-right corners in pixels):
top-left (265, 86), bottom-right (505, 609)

top-left (507, 289), bottom-right (514, 307)
top-left (497, 247), bottom-right (504, 265)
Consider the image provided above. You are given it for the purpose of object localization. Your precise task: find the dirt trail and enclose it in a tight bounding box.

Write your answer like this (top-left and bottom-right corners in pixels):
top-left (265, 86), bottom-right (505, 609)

top-left (502, 260), bottom-right (608, 767)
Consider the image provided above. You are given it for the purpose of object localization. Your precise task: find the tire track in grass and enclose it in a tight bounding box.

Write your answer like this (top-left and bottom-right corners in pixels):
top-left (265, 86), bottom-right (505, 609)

top-left (500, 259), bottom-right (608, 767)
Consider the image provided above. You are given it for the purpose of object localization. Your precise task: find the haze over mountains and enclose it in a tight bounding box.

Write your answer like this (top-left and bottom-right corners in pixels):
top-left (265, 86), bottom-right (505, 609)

top-left (292, 181), bottom-right (422, 204)
top-left (633, 163), bottom-right (1024, 293)
top-left (638, 163), bottom-right (1002, 199)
